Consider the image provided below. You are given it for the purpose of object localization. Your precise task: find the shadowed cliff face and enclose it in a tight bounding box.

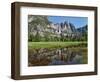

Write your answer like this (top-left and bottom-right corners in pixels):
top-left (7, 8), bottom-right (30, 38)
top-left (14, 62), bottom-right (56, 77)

top-left (77, 25), bottom-right (88, 33)
top-left (28, 47), bottom-right (87, 66)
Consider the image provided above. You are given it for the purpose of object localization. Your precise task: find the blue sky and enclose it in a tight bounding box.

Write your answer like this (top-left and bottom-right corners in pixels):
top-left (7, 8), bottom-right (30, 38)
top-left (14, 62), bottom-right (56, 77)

top-left (48, 16), bottom-right (88, 28)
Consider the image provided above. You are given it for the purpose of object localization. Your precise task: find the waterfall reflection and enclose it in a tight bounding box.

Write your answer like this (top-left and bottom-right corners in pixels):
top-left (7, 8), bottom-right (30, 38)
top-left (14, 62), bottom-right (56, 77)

top-left (28, 47), bottom-right (86, 66)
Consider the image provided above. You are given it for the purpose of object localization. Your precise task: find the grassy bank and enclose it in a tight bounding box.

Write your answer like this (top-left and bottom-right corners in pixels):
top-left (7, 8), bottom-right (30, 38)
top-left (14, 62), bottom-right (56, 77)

top-left (28, 41), bottom-right (87, 49)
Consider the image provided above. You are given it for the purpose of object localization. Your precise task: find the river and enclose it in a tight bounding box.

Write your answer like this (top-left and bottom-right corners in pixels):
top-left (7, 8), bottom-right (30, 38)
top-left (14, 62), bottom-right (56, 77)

top-left (28, 47), bottom-right (87, 66)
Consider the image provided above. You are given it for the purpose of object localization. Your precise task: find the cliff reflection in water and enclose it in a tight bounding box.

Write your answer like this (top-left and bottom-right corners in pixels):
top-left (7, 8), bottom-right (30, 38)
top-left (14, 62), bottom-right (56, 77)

top-left (28, 47), bottom-right (87, 66)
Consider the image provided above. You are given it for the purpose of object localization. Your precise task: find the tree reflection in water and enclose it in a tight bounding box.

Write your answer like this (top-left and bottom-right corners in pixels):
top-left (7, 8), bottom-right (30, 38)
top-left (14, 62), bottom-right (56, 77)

top-left (28, 47), bottom-right (87, 66)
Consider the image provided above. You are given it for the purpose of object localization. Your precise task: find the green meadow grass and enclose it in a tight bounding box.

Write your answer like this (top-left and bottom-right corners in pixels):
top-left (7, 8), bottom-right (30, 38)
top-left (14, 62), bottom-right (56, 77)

top-left (28, 41), bottom-right (87, 49)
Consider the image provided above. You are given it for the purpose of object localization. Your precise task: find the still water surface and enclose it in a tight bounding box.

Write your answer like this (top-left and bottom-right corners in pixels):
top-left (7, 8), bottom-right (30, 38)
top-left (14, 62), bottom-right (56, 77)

top-left (28, 47), bottom-right (87, 66)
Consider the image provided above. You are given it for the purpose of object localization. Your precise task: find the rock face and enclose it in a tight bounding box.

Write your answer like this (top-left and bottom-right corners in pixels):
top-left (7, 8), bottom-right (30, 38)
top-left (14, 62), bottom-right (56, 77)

top-left (50, 21), bottom-right (77, 34)
top-left (77, 25), bottom-right (87, 33)
top-left (46, 21), bottom-right (82, 38)
top-left (29, 21), bottom-right (87, 40)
